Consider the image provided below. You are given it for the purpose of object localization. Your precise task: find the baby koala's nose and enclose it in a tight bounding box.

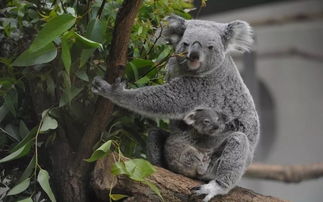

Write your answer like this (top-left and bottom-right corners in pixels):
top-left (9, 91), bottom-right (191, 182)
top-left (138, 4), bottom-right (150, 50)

top-left (188, 51), bottom-right (200, 61)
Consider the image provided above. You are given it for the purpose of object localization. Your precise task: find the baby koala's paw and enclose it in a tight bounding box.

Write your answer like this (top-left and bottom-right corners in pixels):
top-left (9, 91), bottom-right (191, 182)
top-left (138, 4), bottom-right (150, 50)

top-left (191, 180), bottom-right (228, 202)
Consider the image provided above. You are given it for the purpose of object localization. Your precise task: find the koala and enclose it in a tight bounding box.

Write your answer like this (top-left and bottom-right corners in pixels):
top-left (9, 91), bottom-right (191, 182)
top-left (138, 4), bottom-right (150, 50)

top-left (164, 108), bottom-right (226, 178)
top-left (92, 15), bottom-right (259, 202)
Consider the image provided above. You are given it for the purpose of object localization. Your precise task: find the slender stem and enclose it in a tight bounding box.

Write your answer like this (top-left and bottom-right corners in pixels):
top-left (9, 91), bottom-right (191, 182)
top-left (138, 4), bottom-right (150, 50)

top-left (97, 0), bottom-right (107, 19)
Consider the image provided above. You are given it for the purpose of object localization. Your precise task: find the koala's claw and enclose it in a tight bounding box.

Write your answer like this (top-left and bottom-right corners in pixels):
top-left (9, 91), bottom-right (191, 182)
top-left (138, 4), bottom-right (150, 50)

top-left (92, 76), bottom-right (110, 95)
top-left (190, 181), bottom-right (226, 202)
top-left (113, 77), bottom-right (126, 89)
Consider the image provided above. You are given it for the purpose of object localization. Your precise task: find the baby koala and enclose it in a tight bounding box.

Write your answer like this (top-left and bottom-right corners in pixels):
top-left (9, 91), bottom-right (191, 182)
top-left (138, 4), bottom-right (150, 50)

top-left (164, 108), bottom-right (226, 178)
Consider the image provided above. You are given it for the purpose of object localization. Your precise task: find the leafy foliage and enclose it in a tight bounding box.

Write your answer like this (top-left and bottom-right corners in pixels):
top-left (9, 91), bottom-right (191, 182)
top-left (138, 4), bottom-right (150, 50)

top-left (0, 0), bottom-right (194, 201)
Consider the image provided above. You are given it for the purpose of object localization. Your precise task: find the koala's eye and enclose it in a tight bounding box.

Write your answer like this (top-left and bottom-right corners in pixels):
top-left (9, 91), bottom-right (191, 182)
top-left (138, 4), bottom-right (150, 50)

top-left (208, 46), bottom-right (214, 50)
top-left (183, 42), bottom-right (189, 47)
top-left (203, 119), bottom-right (210, 125)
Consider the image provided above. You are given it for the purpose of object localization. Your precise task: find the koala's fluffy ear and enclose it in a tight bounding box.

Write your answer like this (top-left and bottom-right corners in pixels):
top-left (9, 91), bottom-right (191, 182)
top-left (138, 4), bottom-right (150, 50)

top-left (162, 15), bottom-right (186, 46)
top-left (222, 20), bottom-right (253, 53)
top-left (184, 111), bottom-right (196, 125)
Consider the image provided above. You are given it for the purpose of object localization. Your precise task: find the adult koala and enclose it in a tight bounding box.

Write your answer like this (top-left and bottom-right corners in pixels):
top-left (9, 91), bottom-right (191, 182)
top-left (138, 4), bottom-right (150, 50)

top-left (92, 15), bottom-right (259, 201)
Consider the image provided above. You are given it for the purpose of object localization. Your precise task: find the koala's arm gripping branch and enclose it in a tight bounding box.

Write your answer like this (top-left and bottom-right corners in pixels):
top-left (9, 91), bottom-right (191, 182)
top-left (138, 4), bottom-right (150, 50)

top-left (109, 80), bottom-right (199, 119)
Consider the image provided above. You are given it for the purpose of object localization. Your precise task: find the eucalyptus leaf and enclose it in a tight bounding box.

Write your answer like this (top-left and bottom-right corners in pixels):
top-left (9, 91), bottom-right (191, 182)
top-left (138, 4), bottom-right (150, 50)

top-left (18, 155), bottom-right (36, 183)
top-left (4, 124), bottom-right (20, 141)
top-left (80, 18), bottom-right (106, 67)
top-left (155, 46), bottom-right (172, 63)
top-left (124, 159), bottom-right (156, 181)
top-left (112, 159), bottom-right (156, 182)
top-left (17, 197), bottom-right (33, 202)
top-left (12, 42), bottom-right (57, 67)
top-left (37, 169), bottom-right (56, 202)
top-left (143, 180), bottom-right (163, 200)
top-left (40, 113), bottom-right (58, 133)
top-left (0, 105), bottom-right (9, 123)
top-left (109, 194), bottom-right (128, 201)
top-left (74, 32), bottom-right (103, 49)
top-left (19, 121), bottom-right (30, 139)
top-left (61, 37), bottom-right (71, 74)
top-left (10, 127), bottom-right (37, 153)
top-left (135, 76), bottom-right (150, 86)
top-left (7, 178), bottom-right (30, 196)
top-left (0, 142), bottom-right (31, 163)
top-left (29, 14), bottom-right (76, 52)
top-left (84, 140), bottom-right (112, 162)
top-left (111, 161), bottom-right (128, 176)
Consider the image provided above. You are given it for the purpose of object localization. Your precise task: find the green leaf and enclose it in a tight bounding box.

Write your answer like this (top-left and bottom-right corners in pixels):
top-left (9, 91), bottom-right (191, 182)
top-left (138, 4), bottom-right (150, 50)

top-left (12, 42), bottom-right (57, 66)
top-left (18, 156), bottom-right (36, 183)
top-left (79, 18), bottom-right (106, 67)
top-left (17, 197), bottom-right (33, 202)
top-left (84, 140), bottom-right (112, 162)
top-left (7, 178), bottom-right (30, 196)
top-left (61, 37), bottom-right (71, 74)
top-left (10, 127), bottom-right (37, 153)
top-left (143, 181), bottom-right (163, 200)
top-left (0, 105), bottom-right (9, 123)
top-left (29, 14), bottom-right (76, 52)
top-left (75, 71), bottom-right (89, 82)
top-left (0, 142), bottom-right (31, 163)
top-left (3, 124), bottom-right (20, 141)
top-left (109, 194), bottom-right (128, 201)
top-left (59, 87), bottom-right (82, 107)
top-left (19, 121), bottom-right (30, 139)
top-left (111, 161), bottom-right (128, 176)
top-left (37, 169), bottom-right (56, 202)
top-left (155, 46), bottom-right (172, 63)
top-left (74, 32), bottom-right (103, 49)
top-left (124, 159), bottom-right (156, 181)
top-left (40, 111), bottom-right (58, 133)
top-left (3, 89), bottom-right (17, 116)
top-left (126, 58), bottom-right (154, 81)
top-left (135, 76), bottom-right (150, 86)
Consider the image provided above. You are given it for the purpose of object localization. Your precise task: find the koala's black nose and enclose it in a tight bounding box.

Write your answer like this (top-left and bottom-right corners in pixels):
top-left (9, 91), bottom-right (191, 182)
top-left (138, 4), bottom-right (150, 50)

top-left (188, 51), bottom-right (200, 61)
top-left (212, 124), bottom-right (219, 130)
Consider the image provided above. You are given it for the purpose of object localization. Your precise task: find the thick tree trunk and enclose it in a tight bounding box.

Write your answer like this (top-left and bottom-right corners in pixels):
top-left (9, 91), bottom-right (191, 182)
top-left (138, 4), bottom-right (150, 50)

top-left (48, 1), bottom-right (143, 201)
top-left (92, 154), bottom-right (287, 202)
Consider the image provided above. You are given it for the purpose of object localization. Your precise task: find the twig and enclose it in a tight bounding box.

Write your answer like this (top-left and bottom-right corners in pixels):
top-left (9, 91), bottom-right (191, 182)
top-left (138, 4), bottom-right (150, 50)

top-left (145, 22), bottom-right (164, 57)
top-left (97, 0), bottom-right (106, 19)
top-left (245, 162), bottom-right (323, 183)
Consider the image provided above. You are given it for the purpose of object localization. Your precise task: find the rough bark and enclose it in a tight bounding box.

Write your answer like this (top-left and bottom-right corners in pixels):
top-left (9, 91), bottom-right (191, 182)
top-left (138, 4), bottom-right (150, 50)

top-left (245, 162), bottom-right (323, 183)
top-left (49, 1), bottom-right (143, 201)
top-left (92, 154), bottom-right (287, 202)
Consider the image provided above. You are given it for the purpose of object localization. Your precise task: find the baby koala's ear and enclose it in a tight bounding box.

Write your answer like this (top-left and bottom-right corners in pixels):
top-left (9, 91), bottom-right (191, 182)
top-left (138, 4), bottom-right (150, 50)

top-left (161, 15), bottom-right (187, 46)
top-left (222, 20), bottom-right (253, 53)
top-left (184, 111), bottom-right (196, 125)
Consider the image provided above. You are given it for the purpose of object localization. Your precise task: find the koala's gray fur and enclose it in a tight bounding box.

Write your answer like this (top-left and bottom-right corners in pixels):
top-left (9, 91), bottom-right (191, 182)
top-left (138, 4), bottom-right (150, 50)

top-left (92, 15), bottom-right (259, 202)
top-left (164, 108), bottom-right (226, 178)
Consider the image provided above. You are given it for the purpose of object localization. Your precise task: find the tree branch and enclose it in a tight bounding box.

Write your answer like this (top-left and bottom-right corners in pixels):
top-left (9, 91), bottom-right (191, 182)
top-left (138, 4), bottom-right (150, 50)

top-left (92, 154), bottom-right (287, 202)
top-left (245, 162), bottom-right (323, 183)
top-left (73, 0), bottom-right (143, 171)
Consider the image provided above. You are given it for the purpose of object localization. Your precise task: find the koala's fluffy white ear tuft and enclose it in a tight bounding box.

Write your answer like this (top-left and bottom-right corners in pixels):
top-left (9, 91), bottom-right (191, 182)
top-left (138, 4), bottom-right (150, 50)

top-left (161, 15), bottom-right (186, 46)
top-left (184, 111), bottom-right (196, 125)
top-left (222, 20), bottom-right (253, 53)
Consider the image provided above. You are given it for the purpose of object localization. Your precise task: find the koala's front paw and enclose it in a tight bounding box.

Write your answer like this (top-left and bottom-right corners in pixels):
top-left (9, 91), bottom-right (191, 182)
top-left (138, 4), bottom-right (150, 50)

top-left (191, 180), bottom-right (227, 202)
top-left (112, 77), bottom-right (126, 90)
top-left (92, 76), bottom-right (111, 96)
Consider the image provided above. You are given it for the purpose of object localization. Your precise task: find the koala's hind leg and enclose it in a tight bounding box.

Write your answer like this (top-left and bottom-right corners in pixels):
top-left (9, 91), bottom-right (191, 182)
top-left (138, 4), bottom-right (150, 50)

top-left (192, 132), bottom-right (249, 202)
top-left (146, 128), bottom-right (170, 167)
